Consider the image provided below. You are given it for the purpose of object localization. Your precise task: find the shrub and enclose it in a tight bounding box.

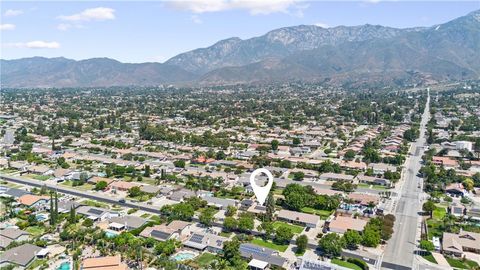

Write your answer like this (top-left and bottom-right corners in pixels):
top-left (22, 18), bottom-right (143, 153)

top-left (347, 258), bottom-right (368, 270)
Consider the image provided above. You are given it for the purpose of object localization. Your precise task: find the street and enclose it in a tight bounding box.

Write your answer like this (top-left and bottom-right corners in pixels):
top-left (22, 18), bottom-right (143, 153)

top-left (381, 90), bottom-right (430, 269)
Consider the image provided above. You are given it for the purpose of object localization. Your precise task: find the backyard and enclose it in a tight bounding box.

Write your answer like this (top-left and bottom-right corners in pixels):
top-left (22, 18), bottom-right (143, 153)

top-left (272, 221), bottom-right (304, 234)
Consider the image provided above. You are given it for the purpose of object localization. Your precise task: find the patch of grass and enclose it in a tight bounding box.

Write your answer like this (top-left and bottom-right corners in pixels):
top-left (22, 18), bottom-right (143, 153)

top-left (195, 253), bottom-right (217, 268)
top-left (301, 207), bottom-right (333, 220)
top-left (273, 221), bottom-right (304, 234)
top-left (140, 213), bottom-right (151, 218)
top-left (433, 206), bottom-right (446, 220)
top-left (251, 238), bottom-right (288, 252)
top-left (32, 174), bottom-right (51, 181)
top-left (427, 219), bottom-right (443, 240)
top-left (422, 252), bottom-right (437, 264)
top-left (219, 231), bottom-right (232, 237)
top-left (331, 259), bottom-right (362, 270)
top-left (27, 259), bottom-right (48, 270)
top-left (82, 199), bottom-right (109, 209)
top-left (446, 258), bottom-right (469, 269)
top-left (25, 226), bottom-right (45, 237)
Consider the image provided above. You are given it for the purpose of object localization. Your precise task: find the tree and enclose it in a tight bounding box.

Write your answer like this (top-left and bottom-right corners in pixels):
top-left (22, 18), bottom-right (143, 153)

top-left (318, 233), bottom-right (344, 257)
top-left (161, 203), bottom-right (194, 222)
top-left (69, 206), bottom-right (76, 224)
top-left (293, 137), bottom-right (301, 145)
top-left (237, 214), bottom-right (254, 232)
top-left (462, 178), bottom-right (474, 191)
top-left (271, 140), bottom-right (279, 151)
top-left (292, 171), bottom-right (305, 181)
top-left (275, 226), bottom-right (294, 244)
top-left (173, 160), bottom-right (185, 168)
top-left (223, 238), bottom-right (244, 268)
top-left (143, 165), bottom-right (151, 177)
top-left (128, 186), bottom-right (142, 197)
top-left (343, 230), bottom-right (362, 250)
top-left (82, 218), bottom-right (94, 227)
top-left (296, 234), bottom-right (308, 254)
top-left (216, 151), bottom-right (226, 160)
top-left (223, 217), bottom-right (237, 232)
top-left (362, 227), bottom-right (381, 247)
top-left (95, 181), bottom-right (108, 191)
top-left (259, 221), bottom-right (274, 240)
top-left (225, 205), bottom-right (237, 217)
top-left (419, 240), bottom-right (435, 252)
top-left (199, 208), bottom-right (215, 227)
top-left (422, 200), bottom-right (436, 218)
top-left (49, 192), bottom-right (55, 225)
top-left (155, 239), bottom-right (178, 256)
top-left (265, 192), bottom-right (275, 222)
top-left (344, 149), bottom-right (356, 160)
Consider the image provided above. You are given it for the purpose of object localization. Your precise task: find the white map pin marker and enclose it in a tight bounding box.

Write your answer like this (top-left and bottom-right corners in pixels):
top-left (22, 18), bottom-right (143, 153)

top-left (250, 168), bottom-right (273, 205)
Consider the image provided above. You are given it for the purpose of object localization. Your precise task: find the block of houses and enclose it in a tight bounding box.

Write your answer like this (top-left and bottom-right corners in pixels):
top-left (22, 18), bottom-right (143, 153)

top-left (81, 255), bottom-right (127, 270)
top-left (327, 216), bottom-right (368, 234)
top-left (432, 156), bottom-right (458, 169)
top-left (277, 209), bottom-right (319, 228)
top-left (140, 220), bottom-right (191, 242)
top-left (0, 243), bottom-right (42, 268)
top-left (442, 231), bottom-right (480, 257)
top-left (0, 228), bottom-right (30, 249)
top-left (183, 232), bottom-right (228, 253)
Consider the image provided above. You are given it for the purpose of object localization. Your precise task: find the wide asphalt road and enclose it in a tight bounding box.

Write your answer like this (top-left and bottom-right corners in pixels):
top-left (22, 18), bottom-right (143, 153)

top-left (381, 90), bottom-right (430, 269)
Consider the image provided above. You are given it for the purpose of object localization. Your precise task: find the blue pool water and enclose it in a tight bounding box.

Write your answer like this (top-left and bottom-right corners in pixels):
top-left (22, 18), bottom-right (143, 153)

top-left (105, 231), bottom-right (118, 238)
top-left (57, 262), bottom-right (71, 270)
top-left (172, 252), bottom-right (196, 261)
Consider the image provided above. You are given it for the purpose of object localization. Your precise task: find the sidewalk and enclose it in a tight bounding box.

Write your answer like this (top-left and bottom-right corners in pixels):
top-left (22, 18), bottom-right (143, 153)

top-left (431, 252), bottom-right (450, 267)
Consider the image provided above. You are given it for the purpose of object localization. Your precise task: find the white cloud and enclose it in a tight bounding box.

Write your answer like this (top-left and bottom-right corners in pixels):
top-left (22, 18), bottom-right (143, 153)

top-left (0, 24), bottom-right (16, 31)
top-left (191, 15), bottom-right (203, 24)
top-left (58, 7), bottom-right (115, 22)
top-left (4, 9), bottom-right (23, 17)
top-left (168, 0), bottom-right (301, 15)
top-left (4, 41), bottom-right (61, 49)
top-left (314, 22), bottom-right (329, 28)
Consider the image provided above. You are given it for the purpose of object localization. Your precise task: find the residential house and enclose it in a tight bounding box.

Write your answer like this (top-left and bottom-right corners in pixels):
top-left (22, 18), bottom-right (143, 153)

top-left (183, 232), bottom-right (228, 253)
top-left (277, 209), bottom-right (319, 228)
top-left (76, 206), bottom-right (117, 221)
top-left (356, 175), bottom-right (391, 187)
top-left (81, 255), bottom-right (127, 270)
top-left (448, 203), bottom-right (466, 217)
top-left (445, 183), bottom-right (466, 197)
top-left (327, 216), bottom-right (368, 234)
top-left (239, 243), bottom-right (286, 268)
top-left (0, 244), bottom-right (42, 268)
top-left (203, 196), bottom-right (237, 210)
top-left (140, 220), bottom-right (191, 242)
top-left (108, 215), bottom-right (147, 231)
top-left (0, 228), bottom-right (30, 249)
top-left (17, 194), bottom-right (49, 209)
top-left (442, 231), bottom-right (480, 257)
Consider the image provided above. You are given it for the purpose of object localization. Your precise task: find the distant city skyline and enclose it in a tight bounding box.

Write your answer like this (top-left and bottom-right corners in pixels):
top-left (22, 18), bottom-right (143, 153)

top-left (1, 1), bottom-right (479, 63)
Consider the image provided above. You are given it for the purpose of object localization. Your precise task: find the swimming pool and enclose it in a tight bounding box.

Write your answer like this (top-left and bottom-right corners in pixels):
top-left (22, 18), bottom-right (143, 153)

top-left (172, 252), bottom-right (197, 261)
top-left (105, 231), bottom-right (118, 238)
top-left (57, 262), bottom-right (71, 270)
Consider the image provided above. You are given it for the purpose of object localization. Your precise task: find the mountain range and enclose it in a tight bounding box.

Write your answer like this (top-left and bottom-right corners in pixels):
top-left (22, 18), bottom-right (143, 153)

top-left (1, 9), bottom-right (479, 88)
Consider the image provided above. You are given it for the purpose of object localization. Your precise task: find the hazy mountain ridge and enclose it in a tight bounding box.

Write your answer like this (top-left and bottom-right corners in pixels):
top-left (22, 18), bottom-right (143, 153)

top-left (1, 9), bottom-right (479, 88)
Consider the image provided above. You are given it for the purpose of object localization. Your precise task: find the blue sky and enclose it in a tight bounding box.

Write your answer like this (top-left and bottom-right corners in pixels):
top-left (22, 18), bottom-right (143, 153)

top-left (1, 1), bottom-right (479, 63)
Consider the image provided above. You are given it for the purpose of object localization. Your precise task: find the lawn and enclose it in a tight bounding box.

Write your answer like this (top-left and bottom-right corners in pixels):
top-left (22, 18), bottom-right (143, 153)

top-left (433, 206), bottom-right (446, 220)
top-left (27, 259), bottom-right (47, 270)
top-left (427, 219), bottom-right (443, 240)
top-left (446, 258), bottom-right (479, 269)
top-left (251, 238), bottom-right (288, 252)
top-left (301, 207), bottom-right (333, 220)
top-left (422, 252), bottom-right (437, 264)
top-left (25, 226), bottom-right (45, 237)
top-left (82, 199), bottom-right (109, 209)
top-left (140, 213), bottom-right (151, 218)
top-left (219, 231), bottom-right (232, 237)
top-left (31, 174), bottom-right (51, 181)
top-left (273, 221), bottom-right (304, 234)
top-left (60, 180), bottom-right (94, 191)
top-left (195, 253), bottom-right (217, 268)
top-left (331, 259), bottom-right (362, 270)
